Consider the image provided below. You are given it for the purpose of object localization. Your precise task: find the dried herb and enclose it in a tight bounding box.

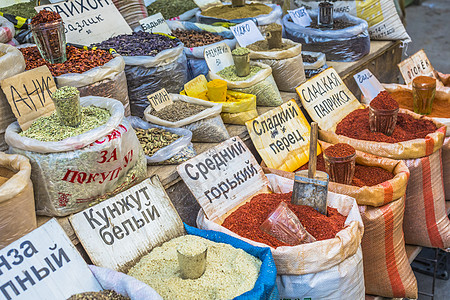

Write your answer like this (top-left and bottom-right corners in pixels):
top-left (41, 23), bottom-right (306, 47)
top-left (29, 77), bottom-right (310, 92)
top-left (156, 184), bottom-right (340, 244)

top-left (67, 290), bottom-right (129, 300)
top-left (247, 40), bottom-right (294, 51)
top-left (172, 29), bottom-right (224, 48)
top-left (150, 101), bottom-right (206, 122)
top-left (232, 47), bottom-right (250, 56)
top-left (202, 3), bottom-right (272, 19)
top-left (51, 86), bottom-right (81, 127)
top-left (21, 106), bottom-right (111, 142)
top-left (218, 65), bottom-right (262, 81)
top-left (135, 127), bottom-right (180, 156)
top-left (146, 0), bottom-right (198, 20)
top-left (0, 2), bottom-right (37, 19)
top-left (31, 10), bottom-right (61, 25)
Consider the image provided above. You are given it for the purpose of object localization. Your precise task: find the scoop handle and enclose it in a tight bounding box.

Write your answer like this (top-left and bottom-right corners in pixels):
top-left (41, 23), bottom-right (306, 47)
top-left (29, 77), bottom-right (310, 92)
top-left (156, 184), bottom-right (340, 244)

top-left (308, 122), bottom-right (318, 178)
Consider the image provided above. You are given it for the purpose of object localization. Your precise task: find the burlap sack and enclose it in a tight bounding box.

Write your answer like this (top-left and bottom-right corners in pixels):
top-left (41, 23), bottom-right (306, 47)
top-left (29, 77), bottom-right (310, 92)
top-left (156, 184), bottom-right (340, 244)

top-left (0, 152), bottom-right (36, 249)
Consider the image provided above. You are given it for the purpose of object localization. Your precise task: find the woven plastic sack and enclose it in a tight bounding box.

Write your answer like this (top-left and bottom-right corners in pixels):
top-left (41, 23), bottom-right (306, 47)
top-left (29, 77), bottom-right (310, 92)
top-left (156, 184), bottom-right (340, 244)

top-left (197, 174), bottom-right (365, 299)
top-left (185, 224), bottom-right (277, 300)
top-left (0, 152), bottom-right (36, 249)
top-left (128, 116), bottom-right (196, 165)
top-left (144, 94), bottom-right (229, 142)
top-left (0, 44), bottom-right (25, 152)
top-left (291, 0), bottom-right (411, 42)
top-left (167, 20), bottom-right (237, 80)
top-left (112, 0), bottom-right (148, 29)
top-left (209, 62), bottom-right (283, 106)
top-left (444, 138), bottom-right (450, 200)
top-left (243, 39), bottom-right (305, 92)
top-left (283, 11), bottom-right (370, 62)
top-left (5, 97), bottom-right (147, 217)
top-left (0, 15), bottom-right (14, 43)
top-left (123, 44), bottom-right (187, 117)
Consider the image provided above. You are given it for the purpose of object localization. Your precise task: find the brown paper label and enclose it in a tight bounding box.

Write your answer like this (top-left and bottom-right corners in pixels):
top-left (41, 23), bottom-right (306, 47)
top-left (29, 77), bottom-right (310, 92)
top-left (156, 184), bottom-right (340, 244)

top-left (147, 88), bottom-right (173, 111)
top-left (0, 65), bottom-right (56, 130)
top-left (398, 49), bottom-right (435, 84)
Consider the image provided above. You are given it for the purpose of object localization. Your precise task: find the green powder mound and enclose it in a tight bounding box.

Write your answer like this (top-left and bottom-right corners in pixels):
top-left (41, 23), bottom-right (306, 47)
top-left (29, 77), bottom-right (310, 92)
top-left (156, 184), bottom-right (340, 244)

top-left (20, 105), bottom-right (111, 142)
top-left (0, 2), bottom-right (37, 19)
top-left (147, 0), bottom-right (198, 20)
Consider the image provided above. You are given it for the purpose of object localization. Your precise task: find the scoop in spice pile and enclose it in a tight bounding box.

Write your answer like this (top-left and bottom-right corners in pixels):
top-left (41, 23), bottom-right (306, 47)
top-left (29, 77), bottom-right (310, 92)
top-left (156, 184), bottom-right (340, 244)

top-left (31, 10), bottom-right (61, 25)
top-left (370, 91), bottom-right (399, 110)
top-left (67, 290), bottom-right (129, 300)
top-left (135, 128), bottom-right (181, 157)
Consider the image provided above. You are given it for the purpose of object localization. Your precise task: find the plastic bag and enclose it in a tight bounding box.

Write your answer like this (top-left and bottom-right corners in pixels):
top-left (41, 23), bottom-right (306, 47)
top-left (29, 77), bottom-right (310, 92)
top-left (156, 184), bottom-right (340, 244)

top-left (0, 15), bottom-right (14, 43)
top-left (112, 0), bottom-right (148, 29)
top-left (128, 116), bottom-right (196, 165)
top-left (144, 94), bottom-right (229, 142)
top-left (123, 44), bottom-right (188, 117)
top-left (0, 152), bottom-right (36, 249)
top-left (209, 62), bottom-right (283, 106)
top-left (302, 51), bottom-right (327, 78)
top-left (283, 11), bottom-right (370, 62)
top-left (0, 43), bottom-right (25, 152)
top-left (5, 97), bottom-right (147, 217)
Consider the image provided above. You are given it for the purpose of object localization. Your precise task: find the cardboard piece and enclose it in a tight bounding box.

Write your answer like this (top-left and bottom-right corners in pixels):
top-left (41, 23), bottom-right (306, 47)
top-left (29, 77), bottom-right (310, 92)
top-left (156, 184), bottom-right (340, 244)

top-left (139, 12), bottom-right (172, 35)
top-left (70, 176), bottom-right (185, 272)
top-left (204, 42), bottom-right (234, 73)
top-left (0, 219), bottom-right (102, 299)
top-left (0, 65), bottom-right (56, 131)
top-left (230, 20), bottom-right (265, 47)
top-left (398, 49), bottom-right (436, 84)
top-left (147, 88), bottom-right (173, 111)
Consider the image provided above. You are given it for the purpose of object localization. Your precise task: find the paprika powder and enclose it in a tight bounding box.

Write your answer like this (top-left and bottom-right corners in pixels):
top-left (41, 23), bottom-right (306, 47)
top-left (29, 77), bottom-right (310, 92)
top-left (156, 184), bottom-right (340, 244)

top-left (370, 91), bottom-right (399, 110)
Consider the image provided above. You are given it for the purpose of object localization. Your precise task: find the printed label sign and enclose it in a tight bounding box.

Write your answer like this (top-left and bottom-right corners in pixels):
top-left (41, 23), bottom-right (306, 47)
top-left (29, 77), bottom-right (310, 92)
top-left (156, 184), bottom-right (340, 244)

top-left (177, 137), bottom-right (269, 221)
top-left (0, 65), bottom-right (56, 131)
top-left (398, 49), bottom-right (435, 84)
top-left (70, 177), bottom-right (184, 271)
top-left (246, 100), bottom-right (321, 172)
top-left (296, 67), bottom-right (363, 131)
top-left (288, 7), bottom-right (312, 27)
top-left (139, 12), bottom-right (172, 35)
top-left (147, 88), bottom-right (173, 111)
top-left (204, 42), bottom-right (233, 73)
top-left (0, 219), bottom-right (102, 300)
top-left (230, 20), bottom-right (265, 47)
top-left (36, 0), bottom-right (132, 46)
top-left (353, 69), bottom-right (385, 103)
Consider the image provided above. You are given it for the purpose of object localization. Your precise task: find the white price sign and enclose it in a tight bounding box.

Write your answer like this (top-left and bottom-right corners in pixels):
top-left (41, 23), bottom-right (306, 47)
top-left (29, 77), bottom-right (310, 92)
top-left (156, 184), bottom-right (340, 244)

top-left (288, 7), bottom-right (312, 27)
top-left (353, 69), bottom-right (385, 103)
top-left (139, 12), bottom-right (172, 35)
top-left (230, 20), bottom-right (265, 47)
top-left (204, 42), bottom-right (234, 73)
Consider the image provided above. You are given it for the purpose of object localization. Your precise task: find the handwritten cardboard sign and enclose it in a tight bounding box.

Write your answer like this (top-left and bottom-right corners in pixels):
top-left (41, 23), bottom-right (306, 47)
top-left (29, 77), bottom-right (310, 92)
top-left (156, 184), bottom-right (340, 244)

top-left (246, 100), bottom-right (321, 172)
top-left (0, 65), bottom-right (56, 130)
top-left (35, 0), bottom-right (132, 46)
top-left (177, 136), bottom-right (269, 221)
top-left (0, 219), bottom-right (102, 299)
top-left (296, 67), bottom-right (363, 131)
top-left (288, 7), bottom-right (312, 27)
top-left (204, 42), bottom-right (233, 73)
top-left (230, 20), bottom-right (265, 47)
top-left (147, 88), bottom-right (173, 111)
top-left (353, 69), bottom-right (385, 103)
top-left (139, 12), bottom-right (172, 35)
top-left (70, 177), bottom-right (185, 272)
top-left (398, 49), bottom-right (435, 84)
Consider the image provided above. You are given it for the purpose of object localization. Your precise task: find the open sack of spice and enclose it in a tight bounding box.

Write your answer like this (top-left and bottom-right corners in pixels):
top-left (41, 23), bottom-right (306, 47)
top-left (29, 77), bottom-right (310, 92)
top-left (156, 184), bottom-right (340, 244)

top-left (128, 116), bottom-right (196, 165)
top-left (146, 0), bottom-right (199, 21)
top-left (0, 43), bottom-right (25, 152)
top-left (144, 94), bottom-right (229, 142)
top-left (168, 21), bottom-right (237, 80)
top-left (5, 96), bottom-right (147, 217)
top-left (93, 31), bottom-right (187, 118)
top-left (209, 61), bottom-right (283, 107)
top-left (181, 75), bottom-right (258, 125)
top-left (302, 51), bottom-right (327, 78)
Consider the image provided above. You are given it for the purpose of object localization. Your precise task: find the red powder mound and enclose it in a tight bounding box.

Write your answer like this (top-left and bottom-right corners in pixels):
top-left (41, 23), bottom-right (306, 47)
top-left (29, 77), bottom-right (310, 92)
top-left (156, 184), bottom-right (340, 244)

top-left (370, 91), bottom-right (399, 110)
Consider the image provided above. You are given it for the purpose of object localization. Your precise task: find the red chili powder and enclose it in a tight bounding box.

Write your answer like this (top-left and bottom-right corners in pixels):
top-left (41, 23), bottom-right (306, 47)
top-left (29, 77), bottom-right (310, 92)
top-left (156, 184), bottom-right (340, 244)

top-left (31, 10), bottom-right (61, 25)
top-left (370, 91), bottom-right (399, 110)
top-left (323, 143), bottom-right (355, 158)
top-left (298, 153), bottom-right (394, 187)
top-left (335, 108), bottom-right (437, 143)
top-left (221, 192), bottom-right (347, 248)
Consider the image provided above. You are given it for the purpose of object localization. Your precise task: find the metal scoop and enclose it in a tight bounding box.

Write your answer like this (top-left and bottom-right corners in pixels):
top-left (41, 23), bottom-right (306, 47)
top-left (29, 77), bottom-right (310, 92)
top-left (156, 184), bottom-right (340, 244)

top-left (291, 122), bottom-right (329, 215)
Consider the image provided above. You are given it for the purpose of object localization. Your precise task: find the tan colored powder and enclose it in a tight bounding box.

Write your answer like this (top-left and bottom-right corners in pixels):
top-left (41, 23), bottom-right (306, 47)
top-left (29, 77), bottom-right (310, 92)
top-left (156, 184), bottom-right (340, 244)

top-left (202, 3), bottom-right (272, 19)
top-left (247, 40), bottom-right (294, 51)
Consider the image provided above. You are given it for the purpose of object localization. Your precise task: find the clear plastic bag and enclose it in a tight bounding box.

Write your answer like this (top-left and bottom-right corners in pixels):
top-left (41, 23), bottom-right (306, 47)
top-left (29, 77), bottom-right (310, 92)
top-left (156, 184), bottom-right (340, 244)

top-left (0, 16), bottom-right (14, 43)
top-left (123, 44), bottom-right (188, 117)
top-left (302, 51), bottom-right (327, 78)
top-left (128, 116), bottom-right (196, 165)
top-left (283, 11), bottom-right (370, 62)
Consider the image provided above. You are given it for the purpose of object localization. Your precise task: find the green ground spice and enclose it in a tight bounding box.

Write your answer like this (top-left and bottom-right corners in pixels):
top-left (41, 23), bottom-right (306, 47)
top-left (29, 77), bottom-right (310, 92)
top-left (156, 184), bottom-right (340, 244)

top-left (0, 1), bottom-right (37, 19)
top-left (146, 0), bottom-right (197, 20)
top-left (218, 65), bottom-right (262, 81)
top-left (232, 47), bottom-right (250, 56)
top-left (21, 106), bottom-right (111, 142)
top-left (202, 3), bottom-right (272, 19)
top-left (247, 40), bottom-right (294, 51)
top-left (150, 101), bottom-right (206, 122)
top-left (67, 290), bottom-right (129, 300)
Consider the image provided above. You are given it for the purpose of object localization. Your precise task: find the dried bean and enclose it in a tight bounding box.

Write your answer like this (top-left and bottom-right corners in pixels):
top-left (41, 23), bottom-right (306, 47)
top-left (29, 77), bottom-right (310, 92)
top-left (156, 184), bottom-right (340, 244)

top-left (172, 29), bottom-right (224, 48)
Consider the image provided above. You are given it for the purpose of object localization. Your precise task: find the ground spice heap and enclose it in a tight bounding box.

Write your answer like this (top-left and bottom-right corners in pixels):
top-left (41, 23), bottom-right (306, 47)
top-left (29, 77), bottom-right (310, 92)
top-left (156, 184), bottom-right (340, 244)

top-left (172, 29), bottom-right (224, 47)
top-left (391, 90), bottom-right (449, 118)
top-left (0, 2), bottom-right (37, 19)
top-left (31, 9), bottom-right (61, 25)
top-left (218, 65), bottom-right (262, 81)
top-left (149, 101), bottom-right (206, 122)
top-left (67, 290), bottom-right (129, 300)
top-left (370, 91), bottom-right (399, 110)
top-left (19, 46), bottom-right (114, 77)
top-left (146, 0), bottom-right (197, 20)
top-left (202, 3), bottom-right (272, 19)
top-left (299, 154), bottom-right (394, 187)
top-left (302, 54), bottom-right (317, 63)
top-left (21, 106), bottom-right (111, 142)
top-left (247, 40), bottom-right (294, 51)
top-left (323, 143), bottom-right (355, 158)
top-left (335, 108), bottom-right (437, 143)
top-left (222, 192), bottom-right (347, 248)
top-left (307, 18), bottom-right (354, 30)
top-left (135, 127), bottom-right (180, 157)
top-left (128, 235), bottom-right (261, 300)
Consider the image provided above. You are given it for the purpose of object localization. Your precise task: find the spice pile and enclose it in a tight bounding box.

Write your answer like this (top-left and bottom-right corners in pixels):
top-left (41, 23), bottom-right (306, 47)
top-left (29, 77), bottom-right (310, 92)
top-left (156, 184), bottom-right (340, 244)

top-left (307, 18), bottom-right (354, 30)
top-left (222, 192), bottom-right (347, 248)
top-left (135, 128), bottom-right (180, 157)
top-left (20, 106), bottom-right (111, 142)
top-left (247, 40), bottom-right (294, 52)
top-left (67, 290), bottom-right (129, 300)
top-left (299, 154), bottom-right (394, 188)
top-left (218, 65), bottom-right (262, 81)
top-left (127, 235), bottom-right (261, 300)
top-left (335, 108), bottom-right (438, 143)
top-left (93, 32), bottom-right (179, 56)
top-left (370, 91), bottom-right (399, 110)
top-left (171, 29), bottom-right (224, 48)
top-left (202, 3), bottom-right (272, 19)
top-left (0, 2), bottom-right (37, 19)
top-left (149, 101), bottom-right (206, 122)
top-left (391, 90), bottom-right (449, 118)
top-left (19, 46), bottom-right (114, 77)
top-left (302, 54), bottom-right (317, 63)
top-left (146, 0), bottom-right (197, 20)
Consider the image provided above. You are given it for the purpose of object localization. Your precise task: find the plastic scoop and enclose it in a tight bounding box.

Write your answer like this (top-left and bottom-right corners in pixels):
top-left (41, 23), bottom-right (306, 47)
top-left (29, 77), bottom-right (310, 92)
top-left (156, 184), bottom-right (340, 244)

top-left (177, 242), bottom-right (207, 280)
top-left (291, 122), bottom-right (329, 215)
